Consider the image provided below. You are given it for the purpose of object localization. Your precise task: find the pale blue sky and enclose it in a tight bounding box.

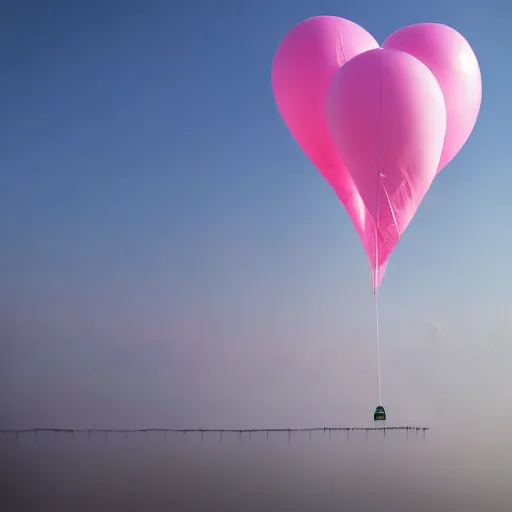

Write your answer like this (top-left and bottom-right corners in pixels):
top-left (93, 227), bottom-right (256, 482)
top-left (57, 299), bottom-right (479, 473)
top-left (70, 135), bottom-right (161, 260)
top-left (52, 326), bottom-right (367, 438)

top-left (1, 0), bottom-right (511, 434)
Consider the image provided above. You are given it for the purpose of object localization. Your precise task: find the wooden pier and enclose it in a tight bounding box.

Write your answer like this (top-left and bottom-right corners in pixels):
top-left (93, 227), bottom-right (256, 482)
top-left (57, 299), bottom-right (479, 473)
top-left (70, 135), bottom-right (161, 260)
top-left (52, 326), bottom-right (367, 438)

top-left (1, 426), bottom-right (429, 443)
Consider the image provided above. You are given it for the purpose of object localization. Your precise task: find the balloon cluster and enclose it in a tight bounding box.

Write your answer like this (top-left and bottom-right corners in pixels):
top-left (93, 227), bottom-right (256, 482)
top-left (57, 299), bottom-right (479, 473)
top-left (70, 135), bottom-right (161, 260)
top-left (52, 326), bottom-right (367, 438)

top-left (272, 17), bottom-right (481, 291)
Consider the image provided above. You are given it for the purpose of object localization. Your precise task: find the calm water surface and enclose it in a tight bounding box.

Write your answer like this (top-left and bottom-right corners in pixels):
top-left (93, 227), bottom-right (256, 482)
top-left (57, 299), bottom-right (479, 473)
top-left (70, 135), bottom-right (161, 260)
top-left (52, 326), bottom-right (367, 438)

top-left (1, 427), bottom-right (510, 511)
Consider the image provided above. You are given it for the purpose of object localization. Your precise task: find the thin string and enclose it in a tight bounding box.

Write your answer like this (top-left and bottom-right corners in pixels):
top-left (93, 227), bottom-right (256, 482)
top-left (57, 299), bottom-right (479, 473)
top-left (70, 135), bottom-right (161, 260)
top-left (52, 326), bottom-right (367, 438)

top-left (398, 238), bottom-right (402, 362)
top-left (374, 50), bottom-right (384, 409)
top-left (373, 185), bottom-right (383, 408)
top-left (374, 288), bottom-right (382, 406)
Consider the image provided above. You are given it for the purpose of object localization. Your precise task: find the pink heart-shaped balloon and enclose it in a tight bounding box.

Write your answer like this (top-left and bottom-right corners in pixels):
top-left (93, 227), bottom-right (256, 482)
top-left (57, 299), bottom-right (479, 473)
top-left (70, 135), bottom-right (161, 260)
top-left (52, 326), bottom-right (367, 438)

top-left (271, 17), bottom-right (389, 285)
top-left (383, 23), bottom-right (482, 174)
top-left (272, 18), bottom-right (481, 292)
top-left (327, 48), bottom-right (447, 287)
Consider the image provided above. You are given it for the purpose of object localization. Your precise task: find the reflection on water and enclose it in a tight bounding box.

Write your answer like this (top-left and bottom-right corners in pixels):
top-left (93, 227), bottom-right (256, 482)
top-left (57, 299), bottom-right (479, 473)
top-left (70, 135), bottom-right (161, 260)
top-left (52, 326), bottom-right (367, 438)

top-left (1, 427), bottom-right (511, 511)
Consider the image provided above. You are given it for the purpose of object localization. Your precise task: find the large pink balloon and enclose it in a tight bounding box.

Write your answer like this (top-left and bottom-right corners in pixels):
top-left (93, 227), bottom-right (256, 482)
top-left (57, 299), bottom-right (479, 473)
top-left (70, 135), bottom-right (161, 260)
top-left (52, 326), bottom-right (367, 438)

top-left (271, 16), bottom-right (379, 243)
top-left (327, 48), bottom-right (447, 289)
top-left (383, 23), bottom-right (482, 174)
